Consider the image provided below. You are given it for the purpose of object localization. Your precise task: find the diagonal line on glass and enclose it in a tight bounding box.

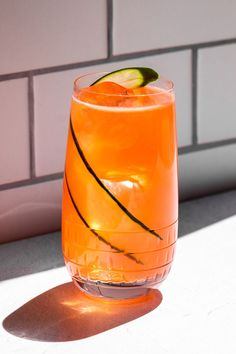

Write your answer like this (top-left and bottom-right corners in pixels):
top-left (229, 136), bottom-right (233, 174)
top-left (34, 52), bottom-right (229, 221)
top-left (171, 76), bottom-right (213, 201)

top-left (70, 115), bottom-right (162, 240)
top-left (64, 172), bottom-right (143, 265)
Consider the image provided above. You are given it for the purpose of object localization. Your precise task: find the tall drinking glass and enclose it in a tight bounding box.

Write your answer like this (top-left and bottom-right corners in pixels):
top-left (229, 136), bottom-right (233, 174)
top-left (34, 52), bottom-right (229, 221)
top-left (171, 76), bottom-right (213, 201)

top-left (62, 72), bottom-right (178, 299)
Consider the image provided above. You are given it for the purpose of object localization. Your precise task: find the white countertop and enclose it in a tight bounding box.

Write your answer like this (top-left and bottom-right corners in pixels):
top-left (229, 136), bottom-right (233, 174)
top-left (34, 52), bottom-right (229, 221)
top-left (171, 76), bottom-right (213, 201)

top-left (1, 191), bottom-right (236, 354)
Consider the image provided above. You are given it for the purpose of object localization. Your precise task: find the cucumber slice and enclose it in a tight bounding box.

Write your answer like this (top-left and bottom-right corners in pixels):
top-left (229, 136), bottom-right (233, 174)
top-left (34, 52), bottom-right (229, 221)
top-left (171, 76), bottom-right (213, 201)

top-left (91, 67), bottom-right (159, 88)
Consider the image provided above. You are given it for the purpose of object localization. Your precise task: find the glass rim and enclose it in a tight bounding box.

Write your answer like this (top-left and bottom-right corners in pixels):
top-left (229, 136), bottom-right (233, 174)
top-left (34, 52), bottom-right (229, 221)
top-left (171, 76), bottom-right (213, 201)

top-left (73, 71), bottom-right (174, 97)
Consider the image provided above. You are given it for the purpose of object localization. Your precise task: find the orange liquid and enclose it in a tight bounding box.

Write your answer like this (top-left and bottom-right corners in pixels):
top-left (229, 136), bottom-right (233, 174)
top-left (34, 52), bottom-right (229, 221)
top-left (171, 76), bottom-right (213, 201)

top-left (62, 83), bottom-right (178, 289)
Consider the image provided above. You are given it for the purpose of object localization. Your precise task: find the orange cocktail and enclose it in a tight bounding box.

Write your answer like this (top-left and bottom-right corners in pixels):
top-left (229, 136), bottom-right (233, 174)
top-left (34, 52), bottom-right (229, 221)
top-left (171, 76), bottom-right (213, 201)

top-left (62, 72), bottom-right (178, 299)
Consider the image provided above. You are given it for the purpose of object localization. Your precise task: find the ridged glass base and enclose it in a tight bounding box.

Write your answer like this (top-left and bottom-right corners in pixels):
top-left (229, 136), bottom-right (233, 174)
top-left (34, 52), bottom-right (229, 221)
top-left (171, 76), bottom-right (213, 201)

top-left (73, 276), bottom-right (160, 300)
top-left (63, 222), bottom-right (178, 299)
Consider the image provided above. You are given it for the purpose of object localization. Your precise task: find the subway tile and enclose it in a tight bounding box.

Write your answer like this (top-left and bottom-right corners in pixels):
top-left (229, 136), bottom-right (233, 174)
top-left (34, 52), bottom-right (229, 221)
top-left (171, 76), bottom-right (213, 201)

top-left (179, 144), bottom-right (236, 201)
top-left (34, 51), bottom-right (191, 176)
top-left (34, 72), bottom-right (74, 176)
top-left (198, 44), bottom-right (236, 143)
top-left (113, 0), bottom-right (236, 54)
top-left (0, 0), bottom-right (107, 75)
top-left (0, 180), bottom-right (62, 243)
top-left (0, 78), bottom-right (30, 184)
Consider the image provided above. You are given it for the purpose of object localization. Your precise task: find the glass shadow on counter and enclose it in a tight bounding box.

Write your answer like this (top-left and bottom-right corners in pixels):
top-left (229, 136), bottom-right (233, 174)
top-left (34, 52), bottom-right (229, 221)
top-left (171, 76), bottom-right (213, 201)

top-left (2, 282), bottom-right (162, 342)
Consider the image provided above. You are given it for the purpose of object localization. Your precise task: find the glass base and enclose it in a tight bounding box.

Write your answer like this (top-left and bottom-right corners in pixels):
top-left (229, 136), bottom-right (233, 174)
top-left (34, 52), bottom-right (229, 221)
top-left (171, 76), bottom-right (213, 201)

top-left (73, 277), bottom-right (155, 300)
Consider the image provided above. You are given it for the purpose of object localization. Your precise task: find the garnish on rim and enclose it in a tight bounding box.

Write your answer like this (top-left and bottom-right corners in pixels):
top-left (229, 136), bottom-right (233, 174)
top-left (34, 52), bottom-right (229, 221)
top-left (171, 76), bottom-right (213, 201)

top-left (91, 67), bottom-right (159, 88)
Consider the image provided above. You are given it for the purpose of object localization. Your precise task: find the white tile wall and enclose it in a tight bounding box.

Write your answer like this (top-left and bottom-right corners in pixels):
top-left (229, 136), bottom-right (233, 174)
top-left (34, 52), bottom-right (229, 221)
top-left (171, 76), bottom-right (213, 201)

top-left (1, 1), bottom-right (236, 243)
top-left (113, 0), bottom-right (236, 54)
top-left (198, 44), bottom-right (236, 143)
top-left (34, 50), bottom-right (191, 176)
top-left (0, 79), bottom-right (30, 184)
top-left (0, 180), bottom-right (62, 243)
top-left (0, 0), bottom-right (107, 75)
top-left (179, 145), bottom-right (236, 200)
top-left (34, 72), bottom-right (73, 176)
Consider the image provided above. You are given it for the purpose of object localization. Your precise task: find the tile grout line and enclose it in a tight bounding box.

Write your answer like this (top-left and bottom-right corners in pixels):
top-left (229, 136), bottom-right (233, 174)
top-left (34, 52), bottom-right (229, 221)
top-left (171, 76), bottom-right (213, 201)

top-left (1, 139), bottom-right (236, 192)
top-left (107, 0), bottom-right (113, 58)
top-left (178, 137), bottom-right (236, 154)
top-left (28, 74), bottom-right (36, 178)
top-left (0, 173), bottom-right (64, 192)
top-left (0, 37), bottom-right (236, 81)
top-left (191, 48), bottom-right (198, 145)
